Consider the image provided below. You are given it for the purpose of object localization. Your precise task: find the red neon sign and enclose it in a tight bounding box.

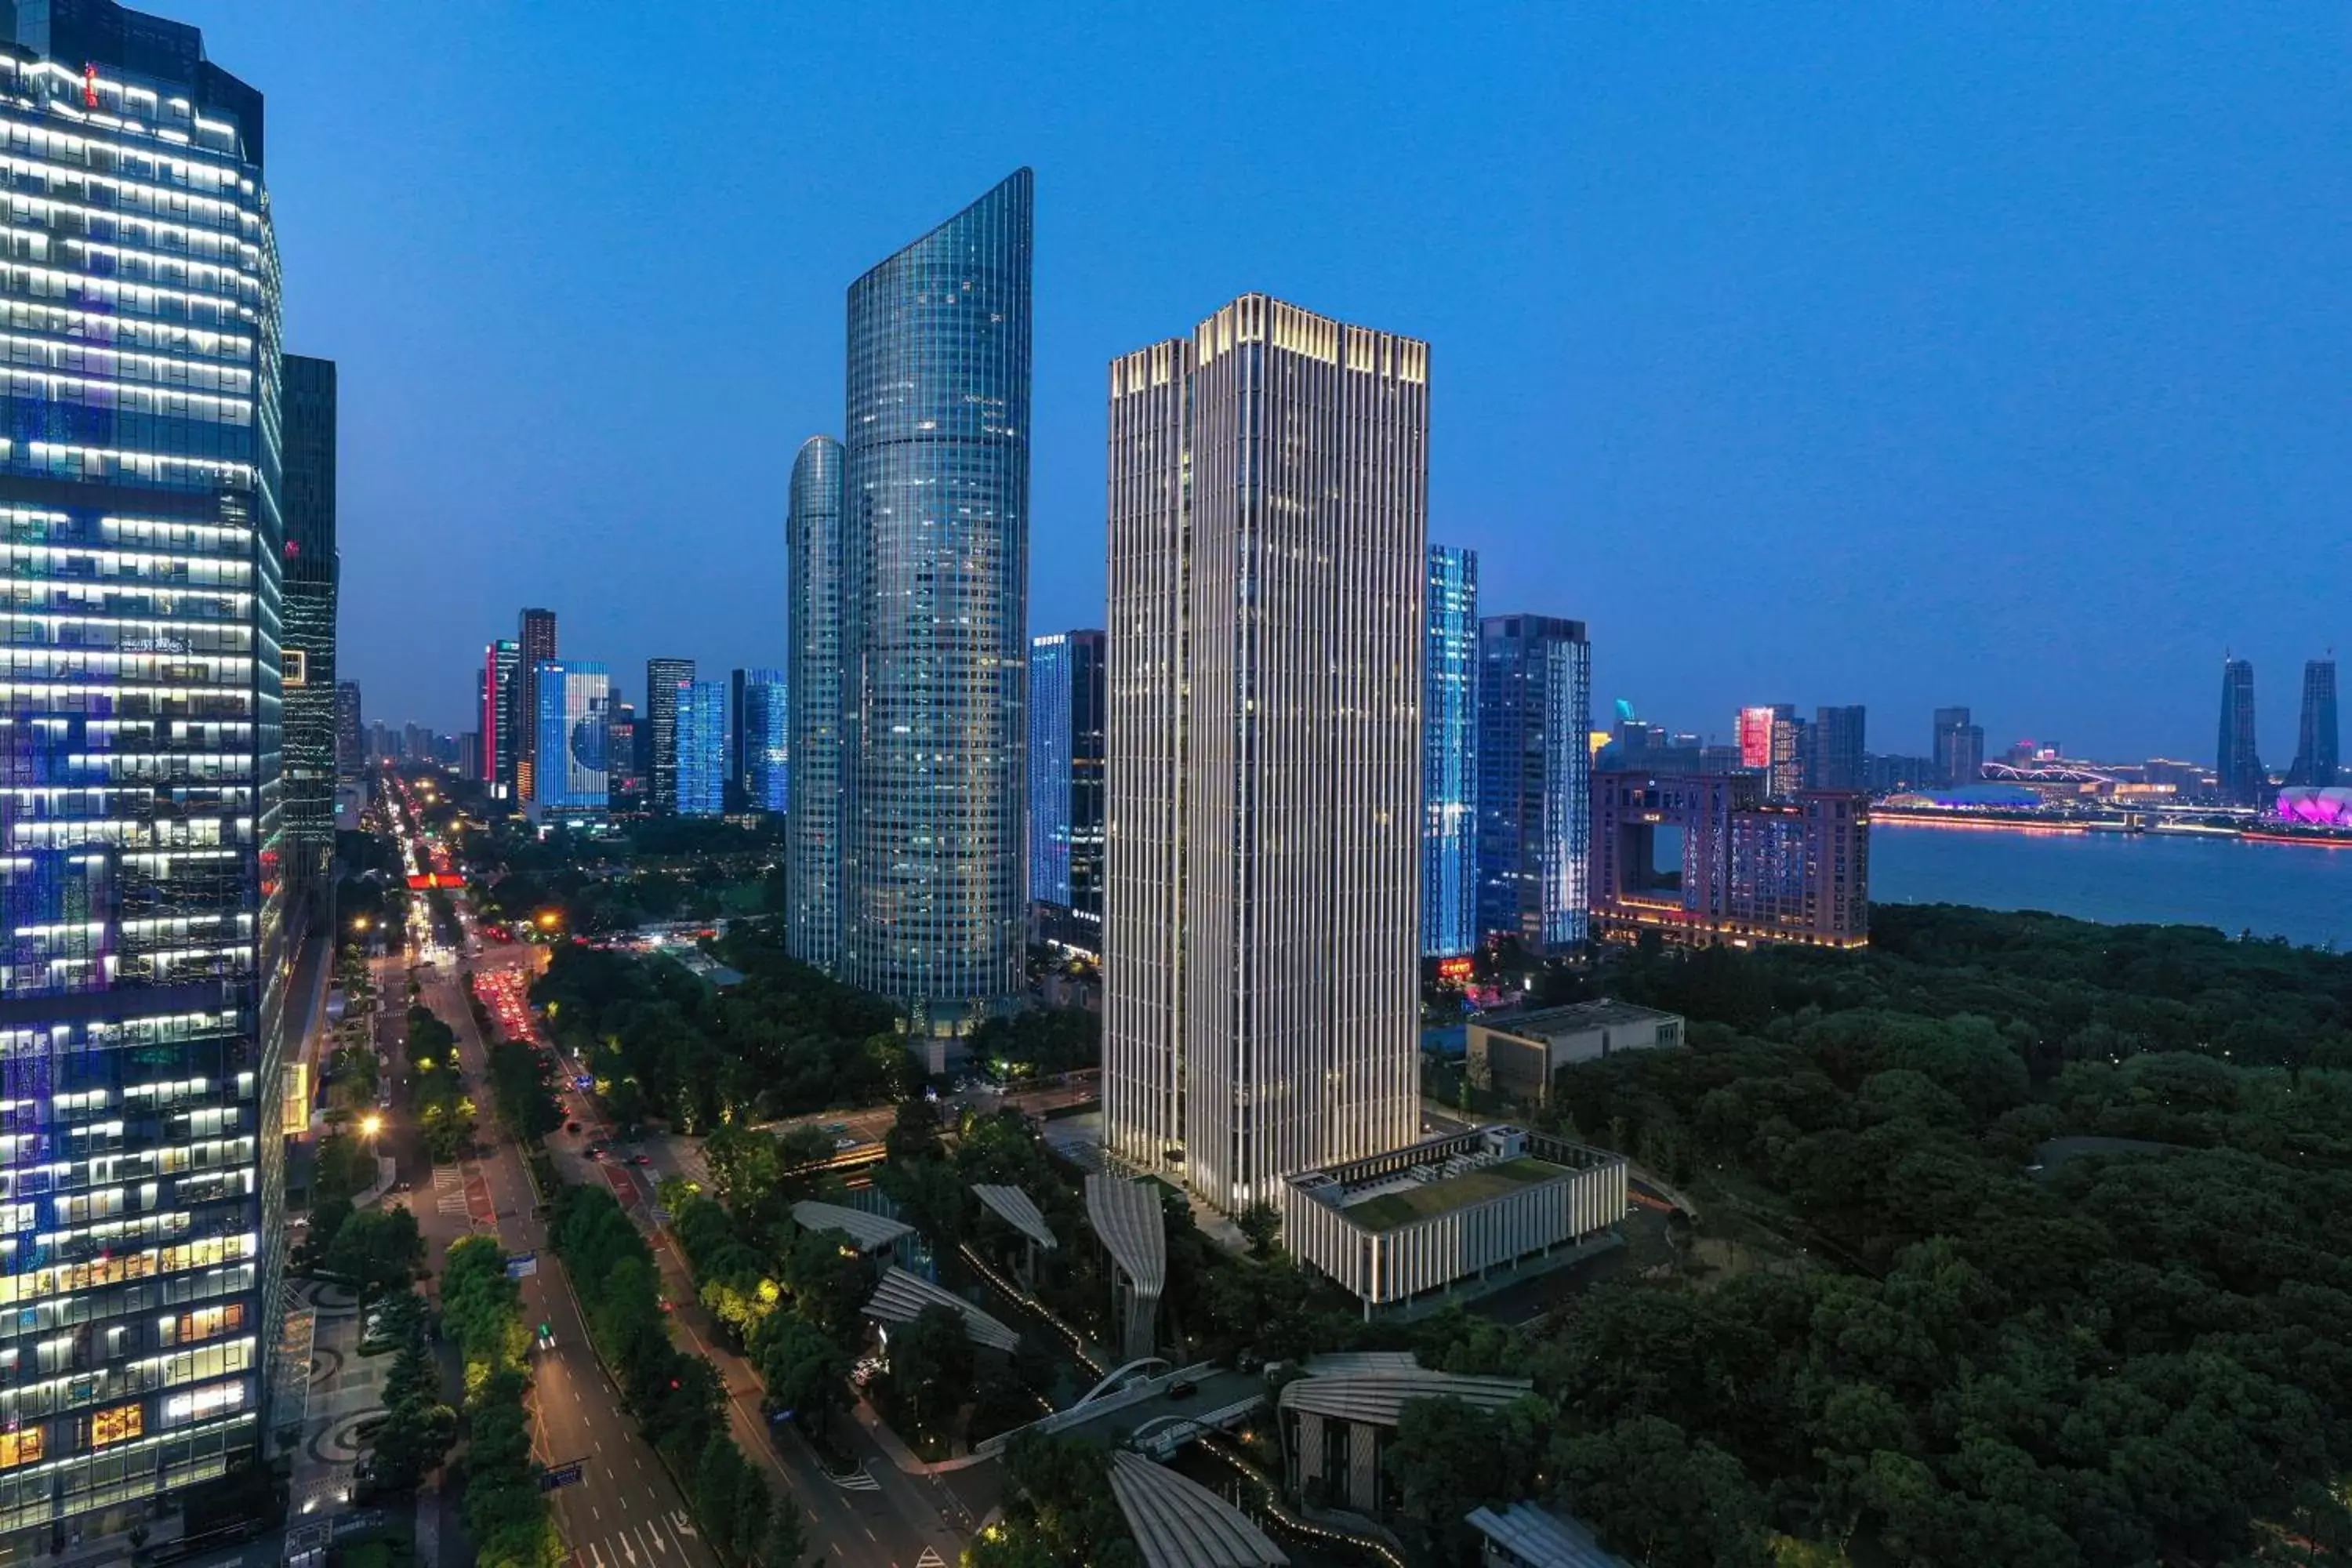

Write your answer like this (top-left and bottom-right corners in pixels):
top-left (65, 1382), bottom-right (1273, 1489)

top-left (82, 65), bottom-right (99, 109)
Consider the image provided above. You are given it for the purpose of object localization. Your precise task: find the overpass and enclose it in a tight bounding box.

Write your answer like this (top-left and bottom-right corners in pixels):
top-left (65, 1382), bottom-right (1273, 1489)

top-left (972, 1359), bottom-right (1265, 1461)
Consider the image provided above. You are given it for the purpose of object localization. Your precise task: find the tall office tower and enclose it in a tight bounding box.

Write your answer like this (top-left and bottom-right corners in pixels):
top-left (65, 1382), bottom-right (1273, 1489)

top-left (2288, 658), bottom-right (2339, 789)
top-left (1475, 615), bottom-right (1593, 952)
top-left (401, 723), bottom-right (434, 764)
top-left (1769, 709), bottom-right (1806, 801)
top-left (530, 660), bottom-right (611, 824)
top-left (1932, 706), bottom-right (1985, 787)
top-left (605, 700), bottom-right (641, 808)
top-left (644, 657), bottom-right (695, 815)
top-left (2216, 658), bottom-right (2264, 804)
top-left (512, 608), bottom-right (557, 801)
top-left (1421, 546), bottom-right (1479, 959)
top-left (280, 355), bottom-right (338, 916)
top-left (0, 4), bottom-right (282, 1546)
top-left (1104, 292), bottom-right (1427, 1210)
top-left (673, 681), bottom-right (728, 817)
top-left (366, 721), bottom-right (394, 761)
top-left (1027, 631), bottom-right (1107, 953)
top-left (736, 668), bottom-right (789, 815)
top-left (786, 436), bottom-right (847, 968)
top-left (336, 681), bottom-right (364, 778)
top-left (480, 639), bottom-right (519, 795)
top-left (840, 170), bottom-right (1033, 1036)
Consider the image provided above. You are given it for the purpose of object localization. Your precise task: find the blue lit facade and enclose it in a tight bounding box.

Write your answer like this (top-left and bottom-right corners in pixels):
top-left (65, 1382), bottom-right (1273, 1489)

top-left (531, 660), bottom-right (610, 821)
top-left (840, 170), bottom-right (1033, 1033)
top-left (1027, 630), bottom-right (1105, 950)
top-left (786, 437), bottom-right (845, 967)
top-left (1421, 546), bottom-right (1479, 957)
top-left (1475, 616), bottom-right (1592, 950)
top-left (674, 680), bottom-right (726, 818)
top-left (0, 3), bottom-right (284, 1544)
top-left (739, 668), bottom-right (787, 815)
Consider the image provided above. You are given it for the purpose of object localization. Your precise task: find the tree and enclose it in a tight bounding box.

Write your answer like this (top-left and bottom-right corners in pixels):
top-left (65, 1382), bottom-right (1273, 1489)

top-left (325, 1207), bottom-right (424, 1301)
top-left (885, 1304), bottom-right (972, 1441)
top-left (754, 1314), bottom-right (852, 1436)
top-left (1234, 1201), bottom-right (1283, 1260)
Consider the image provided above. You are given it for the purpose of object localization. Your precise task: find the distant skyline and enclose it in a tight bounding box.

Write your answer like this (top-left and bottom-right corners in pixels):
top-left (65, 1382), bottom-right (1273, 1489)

top-left (212, 2), bottom-right (2351, 759)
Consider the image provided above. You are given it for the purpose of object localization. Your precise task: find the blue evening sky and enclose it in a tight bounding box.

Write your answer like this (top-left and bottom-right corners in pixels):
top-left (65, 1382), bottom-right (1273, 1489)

top-left (208, 2), bottom-right (2350, 763)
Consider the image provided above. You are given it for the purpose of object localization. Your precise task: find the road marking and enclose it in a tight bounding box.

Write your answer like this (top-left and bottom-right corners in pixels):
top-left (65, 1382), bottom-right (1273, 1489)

top-left (916, 1552), bottom-right (948, 1568)
top-left (832, 1462), bottom-right (882, 1493)
top-left (669, 1512), bottom-right (695, 1540)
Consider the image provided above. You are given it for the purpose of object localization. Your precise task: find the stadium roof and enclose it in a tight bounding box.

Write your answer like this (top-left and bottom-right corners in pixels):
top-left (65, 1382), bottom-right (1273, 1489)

top-left (1107, 1450), bottom-right (1288, 1568)
top-left (862, 1267), bottom-right (1021, 1353)
top-left (971, 1183), bottom-right (1058, 1251)
top-left (1084, 1173), bottom-right (1167, 1295)
top-left (791, 1200), bottom-right (913, 1254)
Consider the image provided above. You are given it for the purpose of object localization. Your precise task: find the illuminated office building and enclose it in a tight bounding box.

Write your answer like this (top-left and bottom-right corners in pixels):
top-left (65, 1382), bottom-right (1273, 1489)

top-left (2215, 662), bottom-right (2263, 805)
top-left (2289, 659), bottom-right (2339, 789)
top-left (673, 680), bottom-right (725, 818)
top-left (335, 681), bottom-right (361, 779)
top-left (1421, 545), bottom-right (1478, 958)
top-left (511, 608), bottom-right (556, 801)
top-left (840, 171), bottom-right (1032, 1036)
top-left (604, 699), bottom-right (640, 808)
top-left (1932, 705), bottom-right (1984, 788)
top-left (1105, 293), bottom-right (1427, 1211)
top-left (1592, 771), bottom-right (1868, 949)
top-left (1475, 615), bottom-right (1591, 951)
top-left (735, 668), bottom-right (787, 815)
top-left (644, 657), bottom-right (693, 815)
top-left (0, 1), bottom-right (284, 1545)
top-left (279, 354), bottom-right (336, 916)
top-left (530, 661), bottom-right (610, 823)
top-left (1809, 704), bottom-right (1866, 792)
top-left (478, 639), bottom-right (517, 797)
top-left (786, 435), bottom-right (845, 969)
top-left (1027, 630), bottom-right (1105, 953)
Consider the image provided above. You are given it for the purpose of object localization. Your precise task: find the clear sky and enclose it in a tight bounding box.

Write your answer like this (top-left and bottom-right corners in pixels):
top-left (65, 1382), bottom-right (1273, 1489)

top-left (208, 1), bottom-right (2350, 763)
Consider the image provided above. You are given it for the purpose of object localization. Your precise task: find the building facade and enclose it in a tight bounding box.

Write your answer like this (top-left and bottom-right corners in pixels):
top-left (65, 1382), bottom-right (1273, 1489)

top-left (336, 681), bottom-right (362, 779)
top-left (644, 657), bottom-right (695, 815)
top-left (1421, 545), bottom-right (1479, 958)
top-left (840, 170), bottom-right (1033, 1036)
top-left (479, 639), bottom-right (518, 797)
top-left (1027, 630), bottom-right (1106, 952)
top-left (511, 608), bottom-right (556, 801)
top-left (1104, 293), bottom-right (1427, 1212)
top-left (0, 4), bottom-right (285, 1545)
top-left (2216, 659), bottom-right (2263, 804)
top-left (673, 680), bottom-right (726, 818)
top-left (2289, 658), bottom-right (2339, 789)
top-left (1809, 704), bottom-right (1865, 792)
top-left (604, 700), bottom-right (640, 808)
top-left (1590, 770), bottom-right (1869, 948)
top-left (785, 435), bottom-right (845, 969)
top-left (735, 667), bottom-right (788, 815)
top-left (279, 354), bottom-right (336, 918)
top-left (1933, 706), bottom-right (1984, 788)
top-left (1466, 1000), bottom-right (1686, 1104)
top-left (1475, 615), bottom-right (1591, 952)
top-left (530, 660), bottom-right (611, 822)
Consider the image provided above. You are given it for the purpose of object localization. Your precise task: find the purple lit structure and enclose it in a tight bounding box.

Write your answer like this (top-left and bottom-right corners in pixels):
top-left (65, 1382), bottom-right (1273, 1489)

top-left (2274, 787), bottom-right (2352, 826)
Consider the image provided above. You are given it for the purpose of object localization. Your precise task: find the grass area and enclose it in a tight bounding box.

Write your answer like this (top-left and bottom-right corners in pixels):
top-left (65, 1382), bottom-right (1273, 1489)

top-left (1342, 1155), bottom-right (1566, 1232)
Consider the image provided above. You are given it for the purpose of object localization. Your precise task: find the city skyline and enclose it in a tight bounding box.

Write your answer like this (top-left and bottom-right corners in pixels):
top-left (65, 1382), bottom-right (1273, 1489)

top-left (197, 5), bottom-right (2350, 760)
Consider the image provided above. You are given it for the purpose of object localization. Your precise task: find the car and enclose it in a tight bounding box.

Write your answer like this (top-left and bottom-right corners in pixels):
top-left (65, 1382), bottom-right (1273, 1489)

top-left (1167, 1379), bottom-right (1198, 1401)
top-left (564, 1122), bottom-right (581, 1134)
top-left (628, 1154), bottom-right (651, 1167)
top-left (536, 1322), bottom-right (555, 1352)
top-left (834, 1136), bottom-right (858, 1152)
top-left (586, 1145), bottom-right (605, 1160)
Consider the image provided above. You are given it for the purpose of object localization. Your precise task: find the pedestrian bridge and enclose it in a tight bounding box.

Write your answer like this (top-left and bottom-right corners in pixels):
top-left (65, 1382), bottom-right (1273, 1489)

top-left (972, 1359), bottom-right (1265, 1461)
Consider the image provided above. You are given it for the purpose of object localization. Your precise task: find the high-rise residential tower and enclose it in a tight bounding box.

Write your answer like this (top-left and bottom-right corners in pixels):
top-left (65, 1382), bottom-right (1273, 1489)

top-left (674, 681), bottom-right (727, 817)
top-left (281, 354), bottom-right (338, 917)
top-left (2288, 658), bottom-right (2339, 789)
top-left (840, 171), bottom-right (1033, 1037)
top-left (1028, 630), bottom-right (1107, 953)
top-left (786, 436), bottom-right (847, 968)
top-left (736, 668), bottom-right (789, 814)
top-left (1421, 546), bottom-right (1479, 959)
top-left (1809, 705), bottom-right (1867, 793)
top-left (2216, 658), bottom-right (2263, 804)
top-left (606, 699), bottom-right (641, 808)
top-left (512, 608), bottom-right (557, 800)
top-left (1475, 615), bottom-right (1593, 951)
top-left (1104, 293), bottom-right (1427, 1211)
top-left (644, 657), bottom-right (695, 815)
top-left (1933, 706), bottom-right (1984, 788)
top-left (337, 681), bottom-right (365, 778)
top-left (481, 639), bottom-right (519, 796)
top-left (0, 4), bottom-right (281, 1545)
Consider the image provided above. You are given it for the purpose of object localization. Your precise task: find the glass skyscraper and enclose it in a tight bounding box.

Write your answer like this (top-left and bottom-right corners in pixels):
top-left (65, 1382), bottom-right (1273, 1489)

top-left (280, 355), bottom-right (336, 920)
top-left (840, 170), bottom-right (1032, 1036)
top-left (2289, 659), bottom-right (2339, 789)
top-left (644, 657), bottom-right (694, 816)
top-left (531, 661), bottom-right (610, 821)
top-left (2216, 659), bottom-right (2263, 805)
top-left (1421, 545), bottom-right (1479, 958)
top-left (673, 680), bottom-right (726, 818)
top-left (1475, 615), bottom-right (1592, 951)
top-left (737, 668), bottom-right (787, 815)
top-left (786, 436), bottom-right (844, 969)
top-left (511, 608), bottom-right (556, 802)
top-left (479, 639), bottom-right (517, 796)
top-left (0, 2), bottom-right (282, 1546)
top-left (1027, 630), bottom-right (1105, 951)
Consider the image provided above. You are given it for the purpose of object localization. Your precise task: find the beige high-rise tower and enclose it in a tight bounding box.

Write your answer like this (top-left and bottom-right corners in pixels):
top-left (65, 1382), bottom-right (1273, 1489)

top-left (1103, 294), bottom-right (1429, 1212)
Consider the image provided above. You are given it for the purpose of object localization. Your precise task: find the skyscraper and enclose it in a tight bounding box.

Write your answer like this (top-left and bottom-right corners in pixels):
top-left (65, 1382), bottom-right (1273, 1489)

top-left (1933, 706), bottom-right (1984, 788)
top-left (1028, 630), bottom-right (1106, 952)
top-left (2288, 659), bottom-right (2339, 789)
top-left (1104, 293), bottom-right (1427, 1210)
top-left (1475, 615), bottom-right (1593, 951)
top-left (674, 681), bottom-right (728, 817)
top-left (531, 660), bottom-right (612, 822)
top-left (513, 608), bottom-right (557, 800)
top-left (337, 681), bottom-right (365, 779)
top-left (786, 436), bottom-right (847, 968)
top-left (481, 639), bottom-right (520, 795)
top-left (737, 668), bottom-right (789, 814)
top-left (1810, 706), bottom-right (1867, 793)
top-left (2216, 659), bottom-right (2264, 804)
top-left (0, 5), bottom-right (281, 1544)
top-left (281, 355), bottom-right (339, 916)
top-left (606, 699), bottom-right (641, 808)
top-left (840, 170), bottom-right (1033, 1036)
top-left (1422, 546), bottom-right (1480, 959)
top-left (645, 657), bottom-right (696, 815)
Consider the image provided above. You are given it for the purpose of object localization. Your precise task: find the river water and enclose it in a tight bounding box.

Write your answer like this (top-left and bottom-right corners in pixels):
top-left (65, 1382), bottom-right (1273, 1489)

top-left (1868, 822), bottom-right (2352, 950)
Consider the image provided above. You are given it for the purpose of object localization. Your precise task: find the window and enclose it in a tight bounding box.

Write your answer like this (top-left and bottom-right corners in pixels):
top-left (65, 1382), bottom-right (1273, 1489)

top-left (0, 1428), bottom-right (42, 1468)
top-left (91, 1404), bottom-right (141, 1446)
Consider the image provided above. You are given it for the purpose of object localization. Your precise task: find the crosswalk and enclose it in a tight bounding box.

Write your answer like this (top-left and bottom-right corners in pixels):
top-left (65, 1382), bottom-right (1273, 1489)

top-left (433, 1166), bottom-right (466, 1217)
top-left (831, 1462), bottom-right (881, 1493)
top-left (915, 1552), bottom-right (947, 1568)
top-left (574, 1512), bottom-right (697, 1568)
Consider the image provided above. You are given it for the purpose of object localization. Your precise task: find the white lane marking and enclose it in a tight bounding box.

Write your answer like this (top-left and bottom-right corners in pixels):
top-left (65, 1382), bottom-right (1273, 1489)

top-left (916, 1552), bottom-right (948, 1568)
top-left (669, 1512), bottom-right (695, 1540)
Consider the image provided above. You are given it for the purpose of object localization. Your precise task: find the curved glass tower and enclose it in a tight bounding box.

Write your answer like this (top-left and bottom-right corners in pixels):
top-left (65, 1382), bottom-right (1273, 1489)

top-left (786, 434), bottom-right (845, 969)
top-left (840, 170), bottom-right (1033, 1034)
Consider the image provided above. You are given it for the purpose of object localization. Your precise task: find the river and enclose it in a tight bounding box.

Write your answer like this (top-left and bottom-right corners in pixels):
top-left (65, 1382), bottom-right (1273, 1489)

top-left (1868, 821), bottom-right (2352, 950)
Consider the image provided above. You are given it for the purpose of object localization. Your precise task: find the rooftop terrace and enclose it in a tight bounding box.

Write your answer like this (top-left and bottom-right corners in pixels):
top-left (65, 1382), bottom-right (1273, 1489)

top-left (1341, 1154), bottom-right (1567, 1232)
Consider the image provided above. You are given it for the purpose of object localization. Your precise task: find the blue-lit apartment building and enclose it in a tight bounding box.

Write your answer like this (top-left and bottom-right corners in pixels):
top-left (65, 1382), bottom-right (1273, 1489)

top-left (736, 668), bottom-right (787, 815)
top-left (530, 661), bottom-right (610, 826)
top-left (0, 0), bottom-right (285, 1547)
top-left (1475, 615), bottom-right (1592, 950)
top-left (1421, 546), bottom-right (1478, 958)
top-left (1028, 630), bottom-right (1105, 953)
top-left (673, 680), bottom-right (726, 818)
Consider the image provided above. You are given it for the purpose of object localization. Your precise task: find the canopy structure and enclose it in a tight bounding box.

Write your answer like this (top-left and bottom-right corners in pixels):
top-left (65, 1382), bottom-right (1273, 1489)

top-left (862, 1266), bottom-right (1021, 1353)
top-left (791, 1200), bottom-right (913, 1256)
top-left (1276, 1367), bottom-right (1533, 1428)
top-left (1084, 1174), bottom-right (1167, 1362)
top-left (1279, 1354), bottom-right (1535, 1517)
top-left (971, 1183), bottom-right (1058, 1251)
top-left (1465, 1501), bottom-right (1633, 1568)
top-left (1107, 1450), bottom-right (1287, 1568)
